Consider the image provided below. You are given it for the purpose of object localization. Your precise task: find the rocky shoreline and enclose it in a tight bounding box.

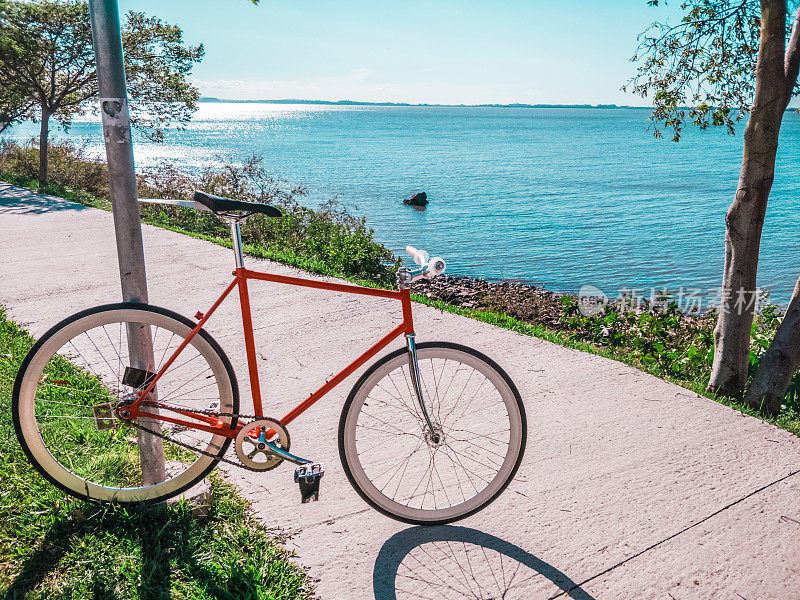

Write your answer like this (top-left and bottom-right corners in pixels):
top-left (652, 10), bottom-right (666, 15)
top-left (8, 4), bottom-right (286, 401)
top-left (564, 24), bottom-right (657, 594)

top-left (412, 273), bottom-right (722, 331)
top-left (412, 275), bottom-right (567, 328)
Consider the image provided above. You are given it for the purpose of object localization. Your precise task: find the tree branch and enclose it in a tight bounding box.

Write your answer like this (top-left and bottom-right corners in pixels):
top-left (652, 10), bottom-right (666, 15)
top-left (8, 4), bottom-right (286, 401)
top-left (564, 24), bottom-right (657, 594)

top-left (5, 60), bottom-right (48, 107)
top-left (49, 49), bottom-right (57, 107)
top-left (0, 99), bottom-right (36, 132)
top-left (59, 89), bottom-right (98, 108)
top-left (54, 59), bottom-right (94, 107)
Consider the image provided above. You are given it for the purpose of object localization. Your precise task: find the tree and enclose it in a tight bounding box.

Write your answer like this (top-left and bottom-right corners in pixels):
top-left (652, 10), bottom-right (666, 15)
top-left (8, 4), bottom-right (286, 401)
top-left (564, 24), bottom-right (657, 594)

top-left (627, 0), bottom-right (800, 415)
top-left (0, 0), bottom-right (203, 186)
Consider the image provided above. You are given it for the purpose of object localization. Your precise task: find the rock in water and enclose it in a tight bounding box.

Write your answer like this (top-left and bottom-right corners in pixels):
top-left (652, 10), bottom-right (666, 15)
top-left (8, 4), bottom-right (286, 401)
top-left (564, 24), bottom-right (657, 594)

top-left (403, 191), bottom-right (429, 206)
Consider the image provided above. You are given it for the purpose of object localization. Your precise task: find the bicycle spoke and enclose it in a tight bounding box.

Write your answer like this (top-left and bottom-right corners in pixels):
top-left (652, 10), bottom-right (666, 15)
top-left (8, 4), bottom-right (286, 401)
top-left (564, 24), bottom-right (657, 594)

top-left (35, 414), bottom-right (100, 420)
top-left (37, 385), bottom-right (110, 400)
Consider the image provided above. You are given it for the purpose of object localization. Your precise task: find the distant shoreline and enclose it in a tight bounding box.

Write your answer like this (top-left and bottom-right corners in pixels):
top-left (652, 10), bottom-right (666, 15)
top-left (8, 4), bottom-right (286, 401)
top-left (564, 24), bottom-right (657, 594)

top-left (197, 97), bottom-right (647, 109)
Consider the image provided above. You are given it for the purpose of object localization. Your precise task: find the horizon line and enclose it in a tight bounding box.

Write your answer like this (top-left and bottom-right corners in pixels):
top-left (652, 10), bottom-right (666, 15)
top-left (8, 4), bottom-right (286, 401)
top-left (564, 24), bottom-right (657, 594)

top-left (197, 97), bottom-right (648, 109)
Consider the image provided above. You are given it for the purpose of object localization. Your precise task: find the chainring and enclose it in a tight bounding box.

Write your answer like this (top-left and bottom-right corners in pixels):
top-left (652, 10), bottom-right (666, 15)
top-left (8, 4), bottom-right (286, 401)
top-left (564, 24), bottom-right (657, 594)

top-left (235, 418), bottom-right (291, 471)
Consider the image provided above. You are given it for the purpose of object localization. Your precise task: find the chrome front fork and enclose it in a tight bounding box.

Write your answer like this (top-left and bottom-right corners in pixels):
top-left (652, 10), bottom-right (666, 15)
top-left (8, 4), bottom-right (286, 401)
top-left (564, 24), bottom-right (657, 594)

top-left (405, 334), bottom-right (441, 444)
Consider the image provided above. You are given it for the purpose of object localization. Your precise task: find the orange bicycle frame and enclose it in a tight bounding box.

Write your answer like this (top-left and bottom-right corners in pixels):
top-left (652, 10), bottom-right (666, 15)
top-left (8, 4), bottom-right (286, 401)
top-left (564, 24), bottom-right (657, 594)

top-left (126, 267), bottom-right (415, 439)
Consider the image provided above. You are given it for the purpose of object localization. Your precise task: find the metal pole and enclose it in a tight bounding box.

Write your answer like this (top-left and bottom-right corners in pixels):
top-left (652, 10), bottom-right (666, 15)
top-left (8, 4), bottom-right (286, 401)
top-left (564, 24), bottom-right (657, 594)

top-left (89, 0), bottom-right (165, 485)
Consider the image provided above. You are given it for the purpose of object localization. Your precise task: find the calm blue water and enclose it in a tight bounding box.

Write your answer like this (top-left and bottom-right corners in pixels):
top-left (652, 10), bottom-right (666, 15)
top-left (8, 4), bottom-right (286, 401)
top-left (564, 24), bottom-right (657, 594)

top-left (6, 104), bottom-right (800, 303)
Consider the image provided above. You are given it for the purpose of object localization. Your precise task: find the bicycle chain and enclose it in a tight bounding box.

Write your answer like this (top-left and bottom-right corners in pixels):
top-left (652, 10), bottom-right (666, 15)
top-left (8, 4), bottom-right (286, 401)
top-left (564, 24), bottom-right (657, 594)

top-left (123, 402), bottom-right (274, 473)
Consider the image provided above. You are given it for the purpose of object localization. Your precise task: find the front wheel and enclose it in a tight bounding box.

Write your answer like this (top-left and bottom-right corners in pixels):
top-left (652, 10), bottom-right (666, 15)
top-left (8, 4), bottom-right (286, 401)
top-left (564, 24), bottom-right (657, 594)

top-left (339, 342), bottom-right (526, 525)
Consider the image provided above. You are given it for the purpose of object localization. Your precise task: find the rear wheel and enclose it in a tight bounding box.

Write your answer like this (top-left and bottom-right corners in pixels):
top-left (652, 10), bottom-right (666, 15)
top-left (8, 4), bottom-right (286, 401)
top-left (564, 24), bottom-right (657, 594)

top-left (339, 342), bottom-right (526, 525)
top-left (12, 303), bottom-right (238, 504)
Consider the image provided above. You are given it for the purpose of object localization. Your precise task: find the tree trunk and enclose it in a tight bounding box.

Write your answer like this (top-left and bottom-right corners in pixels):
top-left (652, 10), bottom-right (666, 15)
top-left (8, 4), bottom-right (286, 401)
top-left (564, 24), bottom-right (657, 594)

top-left (745, 276), bottom-right (800, 414)
top-left (742, 8), bottom-right (800, 414)
top-left (38, 109), bottom-right (50, 187)
top-left (707, 0), bottom-right (787, 397)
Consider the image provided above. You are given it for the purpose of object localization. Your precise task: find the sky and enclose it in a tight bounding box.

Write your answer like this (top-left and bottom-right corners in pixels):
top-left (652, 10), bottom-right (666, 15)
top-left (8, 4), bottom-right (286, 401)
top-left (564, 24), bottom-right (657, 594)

top-left (116, 0), bottom-right (682, 105)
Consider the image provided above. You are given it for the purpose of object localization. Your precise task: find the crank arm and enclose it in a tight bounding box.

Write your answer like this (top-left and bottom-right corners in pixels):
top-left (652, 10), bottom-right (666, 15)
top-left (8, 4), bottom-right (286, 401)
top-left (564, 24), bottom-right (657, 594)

top-left (265, 440), bottom-right (312, 465)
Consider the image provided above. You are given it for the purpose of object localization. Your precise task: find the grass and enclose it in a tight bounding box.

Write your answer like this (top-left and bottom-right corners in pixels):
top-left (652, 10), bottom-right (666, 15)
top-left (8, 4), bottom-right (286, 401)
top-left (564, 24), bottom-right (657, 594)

top-left (0, 308), bottom-right (314, 600)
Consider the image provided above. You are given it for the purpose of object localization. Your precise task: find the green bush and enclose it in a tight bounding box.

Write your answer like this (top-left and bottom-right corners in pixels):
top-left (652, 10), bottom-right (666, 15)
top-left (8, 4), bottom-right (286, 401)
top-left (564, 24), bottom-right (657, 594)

top-left (560, 295), bottom-right (716, 382)
top-left (137, 157), bottom-right (400, 285)
top-left (0, 138), bottom-right (109, 197)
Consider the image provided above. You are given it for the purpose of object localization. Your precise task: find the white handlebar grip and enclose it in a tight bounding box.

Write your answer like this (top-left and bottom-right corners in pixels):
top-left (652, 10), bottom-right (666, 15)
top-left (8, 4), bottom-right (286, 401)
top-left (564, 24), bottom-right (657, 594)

top-left (426, 257), bottom-right (446, 277)
top-left (406, 245), bottom-right (429, 266)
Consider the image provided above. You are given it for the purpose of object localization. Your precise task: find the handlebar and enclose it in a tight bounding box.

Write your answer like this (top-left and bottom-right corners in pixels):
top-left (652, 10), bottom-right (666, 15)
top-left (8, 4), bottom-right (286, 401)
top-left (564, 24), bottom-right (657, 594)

top-left (406, 245), bottom-right (429, 266)
top-left (398, 245), bottom-right (446, 287)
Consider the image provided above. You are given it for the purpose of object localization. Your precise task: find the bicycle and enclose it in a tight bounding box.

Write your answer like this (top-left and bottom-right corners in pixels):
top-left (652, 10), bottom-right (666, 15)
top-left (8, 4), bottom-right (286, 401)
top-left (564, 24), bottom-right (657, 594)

top-left (12, 191), bottom-right (526, 525)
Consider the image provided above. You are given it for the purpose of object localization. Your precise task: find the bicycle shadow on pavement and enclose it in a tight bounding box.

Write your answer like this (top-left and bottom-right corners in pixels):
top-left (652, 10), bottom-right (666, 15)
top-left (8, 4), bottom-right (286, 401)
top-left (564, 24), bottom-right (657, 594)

top-left (373, 525), bottom-right (595, 600)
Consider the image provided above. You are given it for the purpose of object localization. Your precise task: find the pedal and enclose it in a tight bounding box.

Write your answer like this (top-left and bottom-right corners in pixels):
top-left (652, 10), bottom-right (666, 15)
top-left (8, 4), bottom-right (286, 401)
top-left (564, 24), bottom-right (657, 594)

top-left (294, 463), bottom-right (325, 503)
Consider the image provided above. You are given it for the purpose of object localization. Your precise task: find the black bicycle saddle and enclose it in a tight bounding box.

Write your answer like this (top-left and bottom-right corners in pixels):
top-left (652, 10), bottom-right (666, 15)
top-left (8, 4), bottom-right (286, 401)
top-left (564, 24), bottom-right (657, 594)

top-left (193, 190), bottom-right (282, 217)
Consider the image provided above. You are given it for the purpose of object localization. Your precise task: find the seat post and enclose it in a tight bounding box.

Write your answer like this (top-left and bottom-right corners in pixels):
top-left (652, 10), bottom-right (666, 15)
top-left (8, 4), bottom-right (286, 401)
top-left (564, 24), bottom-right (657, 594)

top-left (230, 220), bottom-right (245, 269)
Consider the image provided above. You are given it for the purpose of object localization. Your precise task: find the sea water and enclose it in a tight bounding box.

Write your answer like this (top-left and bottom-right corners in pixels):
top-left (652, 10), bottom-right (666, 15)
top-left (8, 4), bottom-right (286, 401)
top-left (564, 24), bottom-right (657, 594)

top-left (6, 103), bottom-right (799, 304)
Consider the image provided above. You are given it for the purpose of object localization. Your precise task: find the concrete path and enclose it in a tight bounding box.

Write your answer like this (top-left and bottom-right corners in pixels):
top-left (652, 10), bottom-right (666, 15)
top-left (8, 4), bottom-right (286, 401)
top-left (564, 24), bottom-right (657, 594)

top-left (1, 182), bottom-right (798, 600)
